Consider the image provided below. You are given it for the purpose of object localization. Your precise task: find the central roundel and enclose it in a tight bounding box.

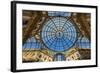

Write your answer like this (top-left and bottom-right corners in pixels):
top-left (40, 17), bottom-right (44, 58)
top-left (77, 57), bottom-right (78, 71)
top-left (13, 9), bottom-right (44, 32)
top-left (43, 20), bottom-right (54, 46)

top-left (41, 17), bottom-right (77, 52)
top-left (55, 30), bottom-right (64, 38)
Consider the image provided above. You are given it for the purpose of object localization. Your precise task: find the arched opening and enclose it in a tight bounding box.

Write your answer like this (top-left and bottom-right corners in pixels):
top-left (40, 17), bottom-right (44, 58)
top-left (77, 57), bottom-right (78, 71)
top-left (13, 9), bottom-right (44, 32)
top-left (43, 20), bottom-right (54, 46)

top-left (54, 53), bottom-right (65, 61)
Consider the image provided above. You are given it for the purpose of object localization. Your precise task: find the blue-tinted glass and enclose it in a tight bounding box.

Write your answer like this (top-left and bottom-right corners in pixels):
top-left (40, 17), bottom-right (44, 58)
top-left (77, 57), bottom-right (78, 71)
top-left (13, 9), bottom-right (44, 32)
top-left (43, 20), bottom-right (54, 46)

top-left (48, 11), bottom-right (71, 17)
top-left (41, 17), bottom-right (77, 52)
top-left (77, 37), bottom-right (91, 49)
top-left (23, 37), bottom-right (41, 49)
top-left (54, 54), bottom-right (65, 61)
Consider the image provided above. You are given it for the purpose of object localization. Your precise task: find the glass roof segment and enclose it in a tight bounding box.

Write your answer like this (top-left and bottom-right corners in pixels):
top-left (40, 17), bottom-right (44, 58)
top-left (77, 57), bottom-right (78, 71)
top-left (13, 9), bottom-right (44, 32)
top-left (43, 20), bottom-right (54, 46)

top-left (48, 11), bottom-right (71, 17)
top-left (41, 17), bottom-right (77, 52)
top-left (23, 37), bottom-right (41, 49)
top-left (77, 37), bottom-right (91, 49)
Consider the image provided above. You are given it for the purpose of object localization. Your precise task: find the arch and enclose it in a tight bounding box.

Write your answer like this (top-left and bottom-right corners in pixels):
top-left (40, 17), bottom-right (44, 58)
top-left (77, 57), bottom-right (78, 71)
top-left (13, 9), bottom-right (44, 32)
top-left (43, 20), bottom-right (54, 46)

top-left (54, 53), bottom-right (65, 61)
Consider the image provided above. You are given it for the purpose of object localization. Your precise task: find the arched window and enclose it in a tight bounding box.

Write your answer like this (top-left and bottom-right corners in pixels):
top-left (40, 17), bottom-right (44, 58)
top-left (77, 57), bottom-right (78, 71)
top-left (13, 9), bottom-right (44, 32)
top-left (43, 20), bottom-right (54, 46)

top-left (54, 53), bottom-right (65, 61)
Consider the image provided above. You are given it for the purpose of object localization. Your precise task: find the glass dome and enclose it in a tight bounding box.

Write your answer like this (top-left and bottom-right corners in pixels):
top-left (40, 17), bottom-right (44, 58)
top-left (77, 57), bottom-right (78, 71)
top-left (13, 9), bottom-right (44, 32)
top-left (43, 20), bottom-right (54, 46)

top-left (41, 17), bottom-right (77, 52)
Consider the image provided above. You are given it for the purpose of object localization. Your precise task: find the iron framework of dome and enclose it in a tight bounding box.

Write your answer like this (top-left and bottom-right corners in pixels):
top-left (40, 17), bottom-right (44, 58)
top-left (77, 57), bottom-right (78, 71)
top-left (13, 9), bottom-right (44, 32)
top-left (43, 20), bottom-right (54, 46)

top-left (41, 17), bottom-right (77, 52)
